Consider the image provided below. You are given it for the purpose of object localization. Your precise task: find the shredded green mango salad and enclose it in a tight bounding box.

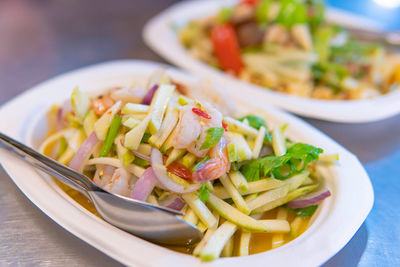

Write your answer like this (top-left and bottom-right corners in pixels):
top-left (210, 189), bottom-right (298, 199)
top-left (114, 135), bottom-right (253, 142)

top-left (178, 0), bottom-right (400, 100)
top-left (41, 69), bottom-right (337, 260)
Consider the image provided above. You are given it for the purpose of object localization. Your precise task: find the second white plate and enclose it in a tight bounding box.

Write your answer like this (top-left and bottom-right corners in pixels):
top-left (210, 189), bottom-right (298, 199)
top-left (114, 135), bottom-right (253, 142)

top-left (143, 0), bottom-right (400, 123)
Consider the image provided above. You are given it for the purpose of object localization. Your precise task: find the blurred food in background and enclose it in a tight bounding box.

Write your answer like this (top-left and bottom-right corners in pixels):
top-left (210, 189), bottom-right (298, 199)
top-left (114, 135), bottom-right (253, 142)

top-left (178, 0), bottom-right (400, 100)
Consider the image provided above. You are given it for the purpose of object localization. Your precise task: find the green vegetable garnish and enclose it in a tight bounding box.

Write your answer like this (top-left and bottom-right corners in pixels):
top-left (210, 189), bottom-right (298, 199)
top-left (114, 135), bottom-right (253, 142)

top-left (237, 115), bottom-right (272, 143)
top-left (238, 115), bottom-right (266, 130)
top-left (99, 114), bottom-right (122, 157)
top-left (199, 183), bottom-right (210, 202)
top-left (241, 143), bottom-right (323, 181)
top-left (276, 0), bottom-right (307, 28)
top-left (218, 7), bottom-right (233, 23)
top-left (288, 205), bottom-right (318, 217)
top-left (200, 127), bottom-right (225, 150)
top-left (313, 26), bottom-right (333, 63)
top-left (241, 155), bottom-right (289, 182)
top-left (231, 162), bottom-right (239, 172)
top-left (122, 151), bottom-right (135, 166)
top-left (307, 0), bottom-right (325, 32)
top-left (133, 157), bottom-right (150, 167)
top-left (330, 39), bottom-right (380, 64)
top-left (255, 0), bottom-right (272, 24)
top-left (141, 133), bottom-right (151, 143)
top-left (192, 155), bottom-right (210, 172)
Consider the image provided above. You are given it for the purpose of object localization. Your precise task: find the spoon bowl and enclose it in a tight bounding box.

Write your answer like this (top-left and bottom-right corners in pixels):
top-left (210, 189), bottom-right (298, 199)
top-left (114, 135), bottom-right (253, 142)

top-left (0, 132), bottom-right (203, 246)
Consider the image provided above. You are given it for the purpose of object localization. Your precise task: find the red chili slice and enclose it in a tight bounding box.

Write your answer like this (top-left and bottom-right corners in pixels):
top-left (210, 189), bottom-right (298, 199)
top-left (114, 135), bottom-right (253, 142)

top-left (192, 107), bottom-right (212, 119)
top-left (167, 162), bottom-right (193, 181)
top-left (222, 121), bottom-right (228, 131)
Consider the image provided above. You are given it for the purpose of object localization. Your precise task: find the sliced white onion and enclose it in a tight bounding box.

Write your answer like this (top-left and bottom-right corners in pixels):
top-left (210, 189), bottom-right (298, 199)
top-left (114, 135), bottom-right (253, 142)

top-left (150, 148), bottom-right (201, 193)
top-left (287, 189), bottom-right (331, 209)
top-left (131, 167), bottom-right (157, 201)
top-left (68, 132), bottom-right (99, 172)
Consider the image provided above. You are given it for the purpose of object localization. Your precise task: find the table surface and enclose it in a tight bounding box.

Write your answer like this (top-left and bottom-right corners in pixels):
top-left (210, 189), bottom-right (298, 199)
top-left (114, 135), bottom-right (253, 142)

top-left (0, 0), bottom-right (399, 266)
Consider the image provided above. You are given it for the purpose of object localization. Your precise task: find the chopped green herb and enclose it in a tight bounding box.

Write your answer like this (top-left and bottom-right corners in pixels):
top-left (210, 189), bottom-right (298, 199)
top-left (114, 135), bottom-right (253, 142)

top-left (133, 157), bottom-right (150, 167)
top-left (288, 205), bottom-right (318, 217)
top-left (241, 155), bottom-right (290, 182)
top-left (287, 143), bottom-right (324, 166)
top-left (238, 115), bottom-right (272, 143)
top-left (100, 114), bottom-right (122, 157)
top-left (241, 143), bottom-right (323, 181)
top-left (200, 127), bottom-right (224, 150)
top-left (199, 183), bottom-right (210, 202)
top-left (231, 162), bottom-right (239, 172)
top-left (217, 7), bottom-right (233, 23)
top-left (141, 133), bottom-right (151, 143)
top-left (276, 0), bottom-right (307, 28)
top-left (255, 0), bottom-right (272, 24)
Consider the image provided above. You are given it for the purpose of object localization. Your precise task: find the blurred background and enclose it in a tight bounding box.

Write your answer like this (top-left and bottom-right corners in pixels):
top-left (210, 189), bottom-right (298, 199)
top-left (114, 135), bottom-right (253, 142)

top-left (0, 0), bottom-right (399, 266)
top-left (0, 0), bottom-right (399, 104)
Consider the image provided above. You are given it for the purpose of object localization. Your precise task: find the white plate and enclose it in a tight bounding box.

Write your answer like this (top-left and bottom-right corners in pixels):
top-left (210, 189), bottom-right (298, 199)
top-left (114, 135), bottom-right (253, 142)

top-left (0, 60), bottom-right (373, 266)
top-left (143, 0), bottom-right (400, 123)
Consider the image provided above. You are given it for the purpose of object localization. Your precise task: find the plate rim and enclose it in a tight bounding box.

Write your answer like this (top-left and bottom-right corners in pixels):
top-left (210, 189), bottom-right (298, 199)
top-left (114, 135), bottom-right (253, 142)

top-left (142, 0), bottom-right (400, 123)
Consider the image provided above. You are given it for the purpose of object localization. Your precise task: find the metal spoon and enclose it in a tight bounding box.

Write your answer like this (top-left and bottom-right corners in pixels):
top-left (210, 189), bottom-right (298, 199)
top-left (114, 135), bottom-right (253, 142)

top-left (0, 132), bottom-right (202, 246)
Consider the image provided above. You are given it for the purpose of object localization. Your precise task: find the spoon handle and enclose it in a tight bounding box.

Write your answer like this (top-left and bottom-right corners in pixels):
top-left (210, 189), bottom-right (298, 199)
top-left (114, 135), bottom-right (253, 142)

top-left (0, 132), bottom-right (94, 193)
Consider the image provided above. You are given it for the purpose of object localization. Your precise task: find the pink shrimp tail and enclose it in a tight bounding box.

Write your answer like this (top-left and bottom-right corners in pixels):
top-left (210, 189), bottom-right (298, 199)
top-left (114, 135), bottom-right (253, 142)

top-left (192, 136), bottom-right (230, 182)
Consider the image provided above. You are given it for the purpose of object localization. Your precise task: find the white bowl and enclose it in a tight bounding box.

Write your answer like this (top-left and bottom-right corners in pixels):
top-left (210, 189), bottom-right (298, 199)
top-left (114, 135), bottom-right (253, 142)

top-left (0, 60), bottom-right (373, 266)
top-left (143, 0), bottom-right (400, 123)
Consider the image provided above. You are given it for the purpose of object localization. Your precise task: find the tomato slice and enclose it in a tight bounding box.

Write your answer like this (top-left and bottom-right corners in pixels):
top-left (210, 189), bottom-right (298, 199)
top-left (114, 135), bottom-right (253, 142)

top-left (211, 24), bottom-right (243, 76)
top-left (239, 0), bottom-right (259, 5)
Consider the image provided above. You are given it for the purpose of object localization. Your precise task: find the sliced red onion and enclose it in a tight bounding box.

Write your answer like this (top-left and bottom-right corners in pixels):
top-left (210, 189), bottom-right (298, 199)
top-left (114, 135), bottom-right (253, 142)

top-left (132, 151), bottom-right (151, 162)
top-left (159, 195), bottom-right (185, 211)
top-left (131, 167), bottom-right (157, 201)
top-left (151, 148), bottom-right (201, 193)
top-left (68, 132), bottom-right (99, 172)
top-left (141, 84), bottom-right (158, 105)
top-left (287, 189), bottom-right (331, 209)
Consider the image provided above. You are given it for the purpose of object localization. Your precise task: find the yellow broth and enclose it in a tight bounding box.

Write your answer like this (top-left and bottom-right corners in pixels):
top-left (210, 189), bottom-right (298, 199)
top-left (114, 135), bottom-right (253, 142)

top-left (44, 108), bottom-right (311, 257)
top-left (55, 181), bottom-right (311, 256)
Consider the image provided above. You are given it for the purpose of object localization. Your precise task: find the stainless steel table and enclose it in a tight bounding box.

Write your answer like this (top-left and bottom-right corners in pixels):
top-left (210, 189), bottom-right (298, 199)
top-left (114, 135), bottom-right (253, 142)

top-left (0, 0), bottom-right (399, 266)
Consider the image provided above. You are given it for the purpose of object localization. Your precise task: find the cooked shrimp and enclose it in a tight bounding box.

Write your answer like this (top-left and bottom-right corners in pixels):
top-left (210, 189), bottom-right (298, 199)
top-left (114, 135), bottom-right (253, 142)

top-left (103, 168), bottom-right (131, 197)
top-left (192, 136), bottom-right (230, 182)
top-left (93, 165), bottom-right (115, 187)
top-left (91, 95), bottom-right (114, 116)
top-left (173, 105), bottom-right (202, 150)
top-left (173, 103), bottom-right (223, 157)
top-left (110, 86), bottom-right (147, 104)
